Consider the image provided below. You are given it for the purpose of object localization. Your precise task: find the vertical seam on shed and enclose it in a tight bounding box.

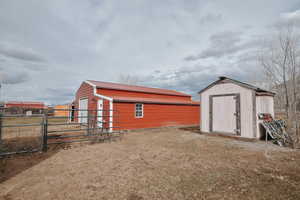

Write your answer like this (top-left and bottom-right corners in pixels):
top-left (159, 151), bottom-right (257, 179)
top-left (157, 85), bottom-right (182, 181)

top-left (236, 93), bottom-right (241, 136)
top-left (252, 91), bottom-right (257, 138)
top-left (209, 95), bottom-right (213, 132)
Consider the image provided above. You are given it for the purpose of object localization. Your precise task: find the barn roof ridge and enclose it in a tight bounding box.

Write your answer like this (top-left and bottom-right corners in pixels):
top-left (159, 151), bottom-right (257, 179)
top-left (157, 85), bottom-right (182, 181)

top-left (198, 76), bottom-right (275, 96)
top-left (112, 96), bottom-right (200, 105)
top-left (86, 80), bottom-right (191, 97)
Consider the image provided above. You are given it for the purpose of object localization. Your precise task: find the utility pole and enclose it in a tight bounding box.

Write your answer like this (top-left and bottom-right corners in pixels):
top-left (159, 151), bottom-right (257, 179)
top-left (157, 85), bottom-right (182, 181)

top-left (0, 82), bottom-right (2, 144)
top-left (0, 82), bottom-right (4, 111)
top-left (0, 82), bottom-right (2, 107)
top-left (0, 82), bottom-right (3, 108)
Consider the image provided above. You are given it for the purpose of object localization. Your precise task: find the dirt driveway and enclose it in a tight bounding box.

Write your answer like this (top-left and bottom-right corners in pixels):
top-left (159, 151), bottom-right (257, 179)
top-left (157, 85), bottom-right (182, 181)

top-left (1, 128), bottom-right (300, 200)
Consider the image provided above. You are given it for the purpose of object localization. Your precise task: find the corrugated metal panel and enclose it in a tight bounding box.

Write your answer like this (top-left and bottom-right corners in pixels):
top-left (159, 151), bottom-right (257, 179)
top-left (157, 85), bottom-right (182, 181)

top-left (98, 88), bottom-right (191, 102)
top-left (112, 96), bottom-right (199, 105)
top-left (74, 82), bottom-right (97, 122)
top-left (113, 102), bottom-right (200, 130)
top-left (88, 80), bottom-right (190, 97)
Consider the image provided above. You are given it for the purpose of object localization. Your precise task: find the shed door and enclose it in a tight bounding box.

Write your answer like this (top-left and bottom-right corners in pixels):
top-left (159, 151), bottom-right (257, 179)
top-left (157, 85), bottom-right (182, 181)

top-left (211, 95), bottom-right (239, 134)
top-left (79, 98), bottom-right (88, 124)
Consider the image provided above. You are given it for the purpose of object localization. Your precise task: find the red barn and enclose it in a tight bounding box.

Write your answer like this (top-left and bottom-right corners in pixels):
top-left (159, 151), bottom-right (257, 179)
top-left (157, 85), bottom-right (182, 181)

top-left (4, 101), bottom-right (46, 115)
top-left (75, 80), bottom-right (200, 131)
top-left (5, 101), bottom-right (45, 109)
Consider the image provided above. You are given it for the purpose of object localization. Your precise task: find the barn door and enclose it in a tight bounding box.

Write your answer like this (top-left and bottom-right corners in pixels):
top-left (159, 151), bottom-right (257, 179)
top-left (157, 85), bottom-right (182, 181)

top-left (79, 98), bottom-right (88, 124)
top-left (209, 94), bottom-right (240, 135)
top-left (97, 99), bottom-right (103, 128)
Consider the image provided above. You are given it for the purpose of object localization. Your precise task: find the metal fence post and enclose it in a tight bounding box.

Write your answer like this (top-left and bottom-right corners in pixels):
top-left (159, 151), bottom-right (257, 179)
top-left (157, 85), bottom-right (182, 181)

top-left (42, 109), bottom-right (48, 152)
top-left (0, 112), bottom-right (2, 144)
top-left (87, 111), bottom-right (90, 135)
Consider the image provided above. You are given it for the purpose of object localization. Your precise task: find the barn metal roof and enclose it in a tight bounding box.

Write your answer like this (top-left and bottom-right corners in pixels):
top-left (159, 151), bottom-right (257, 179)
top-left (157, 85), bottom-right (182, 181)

top-left (5, 101), bottom-right (46, 108)
top-left (5, 101), bottom-right (44, 105)
top-left (112, 96), bottom-right (200, 105)
top-left (87, 80), bottom-right (190, 97)
top-left (198, 76), bottom-right (275, 96)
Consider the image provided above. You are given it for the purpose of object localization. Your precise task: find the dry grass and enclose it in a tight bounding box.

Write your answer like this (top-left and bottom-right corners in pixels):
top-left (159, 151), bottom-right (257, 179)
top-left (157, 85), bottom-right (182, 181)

top-left (1, 117), bottom-right (79, 139)
top-left (2, 116), bottom-right (68, 125)
top-left (0, 117), bottom-right (81, 154)
top-left (0, 128), bottom-right (300, 200)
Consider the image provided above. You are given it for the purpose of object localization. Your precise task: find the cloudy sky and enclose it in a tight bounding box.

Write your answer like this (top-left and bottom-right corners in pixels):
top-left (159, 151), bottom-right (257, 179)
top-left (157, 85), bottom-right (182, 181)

top-left (0, 0), bottom-right (300, 104)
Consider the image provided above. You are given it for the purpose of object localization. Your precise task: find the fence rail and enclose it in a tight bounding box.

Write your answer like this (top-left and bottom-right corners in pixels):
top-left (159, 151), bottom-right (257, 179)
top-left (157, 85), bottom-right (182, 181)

top-left (0, 108), bottom-right (122, 156)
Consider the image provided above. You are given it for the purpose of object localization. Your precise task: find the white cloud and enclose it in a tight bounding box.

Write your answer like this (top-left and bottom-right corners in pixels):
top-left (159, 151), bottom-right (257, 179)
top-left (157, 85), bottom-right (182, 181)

top-left (0, 42), bottom-right (46, 62)
top-left (276, 9), bottom-right (300, 27)
top-left (0, 0), bottom-right (299, 104)
top-left (281, 9), bottom-right (300, 20)
top-left (0, 71), bottom-right (29, 84)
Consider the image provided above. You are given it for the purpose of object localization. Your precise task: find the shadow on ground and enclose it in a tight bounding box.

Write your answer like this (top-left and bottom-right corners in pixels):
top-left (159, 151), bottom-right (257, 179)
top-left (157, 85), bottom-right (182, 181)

top-left (179, 127), bottom-right (257, 142)
top-left (0, 145), bottom-right (66, 183)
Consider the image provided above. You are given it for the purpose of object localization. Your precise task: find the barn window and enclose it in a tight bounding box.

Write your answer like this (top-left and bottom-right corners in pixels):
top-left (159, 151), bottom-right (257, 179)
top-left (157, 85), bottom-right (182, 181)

top-left (135, 103), bottom-right (143, 118)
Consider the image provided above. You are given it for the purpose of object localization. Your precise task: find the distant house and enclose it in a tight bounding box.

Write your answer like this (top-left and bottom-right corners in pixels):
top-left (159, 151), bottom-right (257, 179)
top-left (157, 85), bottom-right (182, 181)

top-left (54, 104), bottom-right (70, 117)
top-left (4, 101), bottom-right (45, 114)
top-left (5, 101), bottom-right (45, 109)
top-left (199, 77), bottom-right (275, 139)
top-left (75, 80), bottom-right (200, 131)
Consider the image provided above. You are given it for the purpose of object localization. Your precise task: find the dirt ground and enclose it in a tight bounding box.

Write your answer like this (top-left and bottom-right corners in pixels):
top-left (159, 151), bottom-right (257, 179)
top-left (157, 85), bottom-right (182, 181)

top-left (0, 128), bottom-right (300, 200)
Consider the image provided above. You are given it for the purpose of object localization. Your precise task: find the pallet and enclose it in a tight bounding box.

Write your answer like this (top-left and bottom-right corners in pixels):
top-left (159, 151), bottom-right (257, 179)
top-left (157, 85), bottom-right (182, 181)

top-left (261, 119), bottom-right (293, 147)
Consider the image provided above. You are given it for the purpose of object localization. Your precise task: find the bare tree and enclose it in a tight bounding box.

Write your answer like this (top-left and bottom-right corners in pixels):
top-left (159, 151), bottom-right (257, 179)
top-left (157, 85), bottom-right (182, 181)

top-left (117, 74), bottom-right (139, 85)
top-left (259, 23), bottom-right (300, 143)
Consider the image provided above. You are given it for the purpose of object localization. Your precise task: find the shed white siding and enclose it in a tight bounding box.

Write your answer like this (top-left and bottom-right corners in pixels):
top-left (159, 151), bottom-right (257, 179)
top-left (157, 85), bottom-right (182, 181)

top-left (256, 96), bottom-right (274, 138)
top-left (200, 83), bottom-right (255, 138)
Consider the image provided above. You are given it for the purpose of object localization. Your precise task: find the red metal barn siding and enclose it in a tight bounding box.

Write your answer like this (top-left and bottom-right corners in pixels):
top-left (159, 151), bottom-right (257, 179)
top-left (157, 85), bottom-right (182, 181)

top-left (98, 88), bottom-right (190, 101)
top-left (74, 82), bottom-right (98, 122)
top-left (113, 102), bottom-right (200, 130)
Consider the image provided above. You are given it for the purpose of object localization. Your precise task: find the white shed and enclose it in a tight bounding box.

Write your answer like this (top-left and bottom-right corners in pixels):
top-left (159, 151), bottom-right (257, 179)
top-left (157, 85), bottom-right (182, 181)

top-left (199, 77), bottom-right (275, 139)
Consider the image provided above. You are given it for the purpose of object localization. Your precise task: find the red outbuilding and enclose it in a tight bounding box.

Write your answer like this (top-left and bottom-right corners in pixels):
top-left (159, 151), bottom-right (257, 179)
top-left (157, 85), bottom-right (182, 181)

top-left (5, 101), bottom-right (45, 109)
top-left (4, 101), bottom-right (46, 115)
top-left (75, 80), bottom-right (200, 131)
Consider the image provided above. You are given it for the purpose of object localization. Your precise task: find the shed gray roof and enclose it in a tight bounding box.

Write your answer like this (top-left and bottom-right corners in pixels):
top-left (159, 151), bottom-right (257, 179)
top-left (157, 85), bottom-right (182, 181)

top-left (198, 76), bottom-right (275, 96)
